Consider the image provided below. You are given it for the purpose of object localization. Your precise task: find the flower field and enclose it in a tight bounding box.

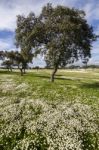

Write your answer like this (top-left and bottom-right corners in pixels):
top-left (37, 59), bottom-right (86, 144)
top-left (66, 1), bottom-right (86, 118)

top-left (0, 69), bottom-right (99, 150)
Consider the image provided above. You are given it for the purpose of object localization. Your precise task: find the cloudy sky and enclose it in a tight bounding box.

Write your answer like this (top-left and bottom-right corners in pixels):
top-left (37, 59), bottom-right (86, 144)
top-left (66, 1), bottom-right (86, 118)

top-left (0, 0), bottom-right (99, 66)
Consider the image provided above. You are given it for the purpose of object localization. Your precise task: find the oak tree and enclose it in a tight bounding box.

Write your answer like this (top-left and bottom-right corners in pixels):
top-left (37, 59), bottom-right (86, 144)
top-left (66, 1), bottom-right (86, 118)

top-left (39, 4), bottom-right (96, 81)
top-left (15, 12), bottom-right (35, 74)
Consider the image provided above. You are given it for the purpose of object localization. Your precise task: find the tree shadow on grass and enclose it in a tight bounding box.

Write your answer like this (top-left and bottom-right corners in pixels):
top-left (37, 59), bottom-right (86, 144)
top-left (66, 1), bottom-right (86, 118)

top-left (29, 73), bottom-right (76, 81)
top-left (0, 70), bottom-right (80, 82)
top-left (28, 73), bottom-right (50, 79)
top-left (81, 82), bottom-right (99, 89)
top-left (56, 77), bottom-right (74, 81)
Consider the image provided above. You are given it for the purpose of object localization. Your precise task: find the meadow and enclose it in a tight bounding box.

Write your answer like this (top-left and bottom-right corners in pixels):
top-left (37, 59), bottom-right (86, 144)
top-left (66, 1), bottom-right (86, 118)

top-left (0, 69), bottom-right (99, 150)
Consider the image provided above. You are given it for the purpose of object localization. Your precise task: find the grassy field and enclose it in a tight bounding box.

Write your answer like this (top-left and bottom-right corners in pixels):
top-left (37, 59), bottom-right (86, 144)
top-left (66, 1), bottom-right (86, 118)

top-left (0, 69), bottom-right (99, 149)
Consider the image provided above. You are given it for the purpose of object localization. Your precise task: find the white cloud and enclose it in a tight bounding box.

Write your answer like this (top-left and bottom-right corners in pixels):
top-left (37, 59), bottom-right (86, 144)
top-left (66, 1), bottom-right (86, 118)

top-left (82, 1), bottom-right (99, 23)
top-left (32, 58), bottom-right (46, 67)
top-left (0, 0), bottom-right (98, 31)
top-left (0, 0), bottom-right (46, 31)
top-left (0, 0), bottom-right (82, 31)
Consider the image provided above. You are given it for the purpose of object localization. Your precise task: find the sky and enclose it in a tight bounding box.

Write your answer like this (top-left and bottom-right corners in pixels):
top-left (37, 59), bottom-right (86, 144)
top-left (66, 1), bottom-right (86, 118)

top-left (0, 0), bottom-right (99, 67)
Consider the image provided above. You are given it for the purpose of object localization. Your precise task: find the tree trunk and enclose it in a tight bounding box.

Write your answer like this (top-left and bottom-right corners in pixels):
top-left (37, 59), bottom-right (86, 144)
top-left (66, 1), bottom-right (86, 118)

top-left (20, 68), bottom-right (23, 76)
top-left (18, 64), bottom-right (19, 69)
top-left (10, 67), bottom-right (12, 72)
top-left (51, 67), bottom-right (57, 82)
top-left (23, 68), bottom-right (26, 74)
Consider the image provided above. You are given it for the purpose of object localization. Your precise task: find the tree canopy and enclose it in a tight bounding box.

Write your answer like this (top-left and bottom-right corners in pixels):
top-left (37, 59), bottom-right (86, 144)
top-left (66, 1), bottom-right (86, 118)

top-left (28, 4), bottom-right (96, 81)
top-left (15, 13), bottom-right (35, 73)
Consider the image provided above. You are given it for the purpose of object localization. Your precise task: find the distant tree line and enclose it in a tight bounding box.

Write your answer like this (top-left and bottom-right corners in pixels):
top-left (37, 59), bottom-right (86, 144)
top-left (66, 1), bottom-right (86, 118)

top-left (0, 3), bottom-right (97, 81)
top-left (0, 50), bottom-right (34, 75)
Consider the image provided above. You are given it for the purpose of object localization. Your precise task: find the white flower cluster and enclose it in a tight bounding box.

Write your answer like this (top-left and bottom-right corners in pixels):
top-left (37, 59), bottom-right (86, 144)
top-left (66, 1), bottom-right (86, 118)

top-left (0, 97), bottom-right (99, 150)
top-left (0, 75), bottom-right (16, 93)
top-left (15, 83), bottom-right (29, 91)
top-left (0, 75), bottom-right (29, 94)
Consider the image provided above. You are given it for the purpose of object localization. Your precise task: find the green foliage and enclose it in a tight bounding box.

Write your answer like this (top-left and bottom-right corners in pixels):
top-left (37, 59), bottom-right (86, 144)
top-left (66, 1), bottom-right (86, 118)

top-left (41, 4), bottom-right (96, 66)
top-left (15, 13), bottom-right (35, 70)
top-left (0, 51), bottom-right (5, 60)
top-left (82, 57), bottom-right (89, 68)
top-left (26, 3), bottom-right (97, 81)
top-left (2, 60), bottom-right (13, 71)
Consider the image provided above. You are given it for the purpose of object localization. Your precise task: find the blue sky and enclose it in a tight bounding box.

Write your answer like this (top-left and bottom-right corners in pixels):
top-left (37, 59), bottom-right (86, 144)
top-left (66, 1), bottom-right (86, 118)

top-left (0, 0), bottom-right (99, 66)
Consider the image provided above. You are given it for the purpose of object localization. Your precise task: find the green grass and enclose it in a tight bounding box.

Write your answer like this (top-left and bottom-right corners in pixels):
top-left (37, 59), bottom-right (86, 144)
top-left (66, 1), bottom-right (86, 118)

top-left (0, 69), bottom-right (99, 149)
top-left (1, 69), bottom-right (99, 104)
top-left (0, 68), bottom-right (99, 110)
